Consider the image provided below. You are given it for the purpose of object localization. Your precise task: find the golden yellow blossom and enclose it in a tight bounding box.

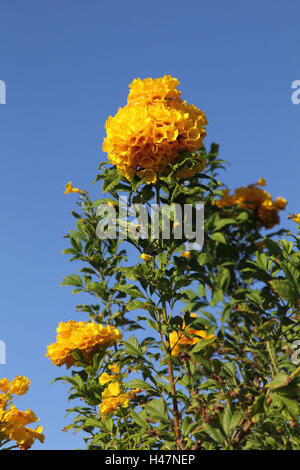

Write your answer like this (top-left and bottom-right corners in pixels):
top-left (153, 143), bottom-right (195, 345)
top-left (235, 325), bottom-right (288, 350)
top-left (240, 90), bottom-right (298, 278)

top-left (140, 253), bottom-right (152, 261)
top-left (99, 379), bottom-right (143, 420)
top-left (214, 180), bottom-right (287, 229)
top-left (46, 320), bottom-right (122, 368)
top-left (169, 317), bottom-right (216, 357)
top-left (64, 181), bottom-right (84, 194)
top-left (0, 378), bottom-right (10, 394)
top-left (108, 364), bottom-right (120, 374)
top-left (99, 372), bottom-right (115, 386)
top-left (256, 177), bottom-right (266, 186)
top-left (290, 213), bottom-right (300, 224)
top-left (128, 76), bottom-right (181, 104)
top-left (10, 376), bottom-right (30, 396)
top-left (275, 197), bottom-right (287, 210)
top-left (102, 76), bottom-right (207, 183)
top-left (0, 377), bottom-right (44, 450)
top-left (181, 251), bottom-right (191, 260)
top-left (99, 364), bottom-right (120, 385)
top-left (0, 376), bottom-right (30, 396)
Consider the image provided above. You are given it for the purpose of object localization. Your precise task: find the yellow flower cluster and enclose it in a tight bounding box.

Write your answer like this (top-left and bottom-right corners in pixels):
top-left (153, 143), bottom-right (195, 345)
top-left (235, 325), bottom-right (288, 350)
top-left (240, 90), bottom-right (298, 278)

top-left (64, 181), bottom-right (84, 194)
top-left (214, 179), bottom-right (287, 229)
top-left (0, 376), bottom-right (30, 396)
top-left (102, 75), bottom-right (208, 184)
top-left (46, 320), bottom-right (122, 368)
top-left (98, 365), bottom-right (142, 420)
top-left (0, 376), bottom-right (44, 450)
top-left (169, 316), bottom-right (216, 357)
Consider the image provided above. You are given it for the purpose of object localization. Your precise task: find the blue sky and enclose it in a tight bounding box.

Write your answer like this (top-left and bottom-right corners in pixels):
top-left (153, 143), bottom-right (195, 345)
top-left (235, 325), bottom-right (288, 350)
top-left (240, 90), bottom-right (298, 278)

top-left (0, 0), bottom-right (299, 449)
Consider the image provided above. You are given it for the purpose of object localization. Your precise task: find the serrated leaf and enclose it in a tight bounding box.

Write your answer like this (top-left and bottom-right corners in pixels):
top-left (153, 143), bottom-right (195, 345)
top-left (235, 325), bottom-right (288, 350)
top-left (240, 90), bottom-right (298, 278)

top-left (202, 422), bottom-right (224, 443)
top-left (131, 410), bottom-right (147, 428)
top-left (126, 379), bottom-right (153, 390)
top-left (146, 398), bottom-right (170, 425)
top-left (123, 336), bottom-right (143, 357)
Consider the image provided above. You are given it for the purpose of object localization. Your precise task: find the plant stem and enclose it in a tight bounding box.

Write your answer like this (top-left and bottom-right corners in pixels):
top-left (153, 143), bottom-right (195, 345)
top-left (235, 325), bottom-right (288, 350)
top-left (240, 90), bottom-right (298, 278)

top-left (162, 302), bottom-right (180, 445)
top-left (155, 181), bottom-right (181, 447)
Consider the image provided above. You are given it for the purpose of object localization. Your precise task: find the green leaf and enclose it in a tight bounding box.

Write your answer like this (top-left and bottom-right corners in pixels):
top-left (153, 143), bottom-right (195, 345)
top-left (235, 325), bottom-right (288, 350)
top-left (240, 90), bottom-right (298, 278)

top-left (267, 372), bottom-right (290, 390)
top-left (211, 232), bottom-right (226, 244)
top-left (123, 336), bottom-right (143, 357)
top-left (116, 284), bottom-right (146, 299)
top-left (272, 394), bottom-right (299, 421)
top-left (248, 394), bottom-right (266, 422)
top-left (126, 379), bottom-right (153, 391)
top-left (84, 417), bottom-right (102, 428)
top-left (131, 410), bottom-right (147, 428)
top-left (60, 274), bottom-right (83, 287)
top-left (202, 423), bottom-right (224, 444)
top-left (220, 406), bottom-right (242, 438)
top-left (146, 399), bottom-right (170, 425)
top-left (269, 279), bottom-right (297, 303)
top-left (223, 362), bottom-right (236, 378)
top-left (191, 338), bottom-right (216, 353)
top-left (213, 218), bottom-right (237, 230)
top-left (263, 237), bottom-right (282, 256)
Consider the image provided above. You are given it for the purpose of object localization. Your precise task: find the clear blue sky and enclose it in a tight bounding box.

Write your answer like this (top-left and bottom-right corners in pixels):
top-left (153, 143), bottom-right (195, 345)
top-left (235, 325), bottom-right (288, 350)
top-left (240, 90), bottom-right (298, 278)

top-left (0, 0), bottom-right (299, 450)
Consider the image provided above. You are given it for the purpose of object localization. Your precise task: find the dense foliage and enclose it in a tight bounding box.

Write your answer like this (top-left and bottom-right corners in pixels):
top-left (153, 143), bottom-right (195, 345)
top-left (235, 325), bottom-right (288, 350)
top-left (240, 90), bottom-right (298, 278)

top-left (49, 141), bottom-right (300, 450)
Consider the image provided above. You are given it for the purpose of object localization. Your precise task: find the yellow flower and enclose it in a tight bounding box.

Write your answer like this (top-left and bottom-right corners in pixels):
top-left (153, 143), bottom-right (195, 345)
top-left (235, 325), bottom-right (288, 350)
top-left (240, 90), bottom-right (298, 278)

top-left (0, 404), bottom-right (45, 450)
top-left (108, 364), bottom-right (120, 374)
top-left (3, 405), bottom-right (38, 427)
top-left (102, 76), bottom-right (207, 183)
top-left (140, 253), bottom-right (152, 261)
top-left (10, 376), bottom-right (30, 396)
top-left (0, 377), bottom-right (10, 394)
top-left (46, 321), bottom-right (122, 368)
top-left (181, 251), bottom-right (191, 260)
top-left (102, 381), bottom-right (121, 398)
top-left (214, 180), bottom-right (286, 229)
top-left (99, 382), bottom-right (130, 420)
top-left (128, 75), bottom-right (181, 104)
top-left (0, 376), bottom-right (30, 397)
top-left (169, 316), bottom-right (216, 357)
top-left (290, 213), bottom-right (300, 224)
top-left (64, 181), bottom-right (84, 194)
top-left (256, 177), bottom-right (266, 186)
top-left (99, 365), bottom-right (119, 385)
top-left (98, 380), bottom-right (143, 420)
top-left (275, 197), bottom-right (287, 210)
top-left (16, 425), bottom-right (45, 451)
top-left (99, 372), bottom-right (114, 386)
